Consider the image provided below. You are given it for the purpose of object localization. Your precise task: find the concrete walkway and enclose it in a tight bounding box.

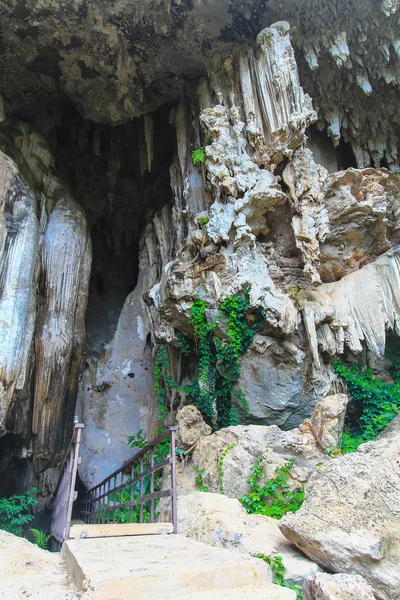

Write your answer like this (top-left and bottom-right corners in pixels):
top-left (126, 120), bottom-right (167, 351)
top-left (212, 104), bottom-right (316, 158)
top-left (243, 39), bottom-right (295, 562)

top-left (63, 526), bottom-right (296, 599)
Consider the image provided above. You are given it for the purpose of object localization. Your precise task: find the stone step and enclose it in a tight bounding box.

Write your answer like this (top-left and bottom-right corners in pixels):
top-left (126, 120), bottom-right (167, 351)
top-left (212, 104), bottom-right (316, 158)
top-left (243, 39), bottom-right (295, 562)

top-left (69, 522), bottom-right (174, 538)
top-left (161, 583), bottom-right (297, 599)
top-left (63, 534), bottom-right (272, 599)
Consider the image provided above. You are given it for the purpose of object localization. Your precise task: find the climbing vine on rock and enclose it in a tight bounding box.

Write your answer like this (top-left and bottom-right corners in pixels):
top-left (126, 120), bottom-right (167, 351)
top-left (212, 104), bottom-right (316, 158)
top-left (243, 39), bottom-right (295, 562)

top-left (256, 554), bottom-right (302, 599)
top-left (240, 457), bottom-right (304, 519)
top-left (217, 442), bottom-right (236, 493)
top-left (152, 290), bottom-right (264, 429)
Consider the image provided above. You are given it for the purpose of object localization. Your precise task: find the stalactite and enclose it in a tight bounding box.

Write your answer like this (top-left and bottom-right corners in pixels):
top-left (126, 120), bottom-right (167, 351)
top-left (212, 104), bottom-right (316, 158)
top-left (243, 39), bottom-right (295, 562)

top-left (33, 193), bottom-right (91, 462)
top-left (0, 152), bottom-right (38, 437)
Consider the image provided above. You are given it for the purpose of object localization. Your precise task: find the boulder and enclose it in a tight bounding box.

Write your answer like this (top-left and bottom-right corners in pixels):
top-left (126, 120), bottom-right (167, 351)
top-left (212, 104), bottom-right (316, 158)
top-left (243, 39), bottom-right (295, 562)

top-left (280, 434), bottom-right (400, 599)
top-left (176, 405), bottom-right (212, 449)
top-left (0, 530), bottom-right (76, 599)
top-left (193, 424), bottom-right (326, 498)
top-left (303, 572), bottom-right (376, 600)
top-left (176, 492), bottom-right (321, 586)
top-left (310, 394), bottom-right (348, 452)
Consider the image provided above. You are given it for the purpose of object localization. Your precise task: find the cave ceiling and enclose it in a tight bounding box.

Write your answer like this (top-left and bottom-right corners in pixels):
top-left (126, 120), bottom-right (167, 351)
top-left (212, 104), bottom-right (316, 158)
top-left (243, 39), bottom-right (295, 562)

top-left (1, 0), bottom-right (400, 164)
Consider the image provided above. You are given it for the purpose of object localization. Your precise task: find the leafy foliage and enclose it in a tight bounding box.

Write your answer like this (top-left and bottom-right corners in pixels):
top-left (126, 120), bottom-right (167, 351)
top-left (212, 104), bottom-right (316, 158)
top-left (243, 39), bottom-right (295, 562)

top-left (256, 554), bottom-right (302, 599)
top-left (240, 457), bottom-right (304, 519)
top-left (198, 215), bottom-right (209, 227)
top-left (0, 488), bottom-right (37, 535)
top-left (333, 359), bottom-right (400, 444)
top-left (30, 528), bottom-right (52, 550)
top-left (191, 147), bottom-right (205, 165)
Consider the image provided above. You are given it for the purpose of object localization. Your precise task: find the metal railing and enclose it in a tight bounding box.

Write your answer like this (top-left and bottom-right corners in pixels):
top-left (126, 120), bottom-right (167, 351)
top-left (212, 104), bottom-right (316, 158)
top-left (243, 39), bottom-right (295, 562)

top-left (81, 426), bottom-right (178, 533)
top-left (50, 422), bottom-right (84, 543)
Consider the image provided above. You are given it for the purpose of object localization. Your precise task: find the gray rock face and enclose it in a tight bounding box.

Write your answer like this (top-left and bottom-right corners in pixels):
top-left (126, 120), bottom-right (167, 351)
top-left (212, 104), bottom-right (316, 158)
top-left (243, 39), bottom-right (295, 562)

top-left (77, 223), bottom-right (163, 489)
top-left (236, 335), bottom-right (330, 429)
top-left (303, 573), bottom-right (376, 600)
top-left (0, 122), bottom-right (91, 506)
top-left (0, 151), bottom-right (38, 439)
top-left (280, 434), bottom-right (400, 600)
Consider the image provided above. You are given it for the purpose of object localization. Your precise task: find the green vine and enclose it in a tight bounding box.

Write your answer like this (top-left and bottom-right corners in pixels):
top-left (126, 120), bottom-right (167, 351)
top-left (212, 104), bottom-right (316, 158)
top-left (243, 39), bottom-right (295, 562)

top-left (191, 147), bottom-right (205, 166)
top-left (152, 290), bottom-right (264, 429)
top-left (256, 554), bottom-right (302, 599)
top-left (240, 457), bottom-right (304, 519)
top-left (193, 464), bottom-right (209, 492)
top-left (217, 443), bottom-right (236, 493)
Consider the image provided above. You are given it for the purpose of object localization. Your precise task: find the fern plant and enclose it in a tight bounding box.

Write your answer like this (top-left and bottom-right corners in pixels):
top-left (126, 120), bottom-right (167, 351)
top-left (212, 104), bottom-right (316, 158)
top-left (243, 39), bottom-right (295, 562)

top-left (30, 528), bottom-right (52, 550)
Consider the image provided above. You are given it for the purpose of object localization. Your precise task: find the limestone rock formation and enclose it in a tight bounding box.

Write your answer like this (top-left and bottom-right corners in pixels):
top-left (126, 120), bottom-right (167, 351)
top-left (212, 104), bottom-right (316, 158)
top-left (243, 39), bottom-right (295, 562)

top-left (176, 405), bottom-right (212, 449)
top-left (310, 394), bottom-right (348, 452)
top-left (0, 122), bottom-right (91, 505)
top-left (302, 572), bottom-right (376, 600)
top-left (175, 492), bottom-right (320, 587)
top-left (193, 424), bottom-right (326, 498)
top-left (0, 151), bottom-right (38, 439)
top-left (2, 0), bottom-right (400, 526)
top-left (300, 246), bottom-right (400, 369)
top-left (280, 434), bottom-right (400, 599)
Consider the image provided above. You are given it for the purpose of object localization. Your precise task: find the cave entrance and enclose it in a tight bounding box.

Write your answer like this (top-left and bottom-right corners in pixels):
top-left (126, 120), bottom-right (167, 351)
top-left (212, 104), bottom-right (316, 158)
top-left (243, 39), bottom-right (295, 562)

top-left (32, 102), bottom-right (177, 356)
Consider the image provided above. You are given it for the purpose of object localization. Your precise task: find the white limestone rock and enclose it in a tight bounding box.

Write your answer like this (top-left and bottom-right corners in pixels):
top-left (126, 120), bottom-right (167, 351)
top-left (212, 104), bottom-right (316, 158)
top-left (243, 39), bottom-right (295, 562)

top-left (280, 434), bottom-right (400, 599)
top-left (192, 424), bottom-right (326, 499)
top-left (310, 394), bottom-right (348, 452)
top-left (303, 572), bottom-right (376, 600)
top-left (176, 492), bottom-right (321, 587)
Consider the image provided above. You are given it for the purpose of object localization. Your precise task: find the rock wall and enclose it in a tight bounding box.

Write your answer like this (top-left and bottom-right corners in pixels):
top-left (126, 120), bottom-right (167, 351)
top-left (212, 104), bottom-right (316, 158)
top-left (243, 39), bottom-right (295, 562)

top-left (1, 1), bottom-right (400, 502)
top-left (0, 120), bottom-right (91, 505)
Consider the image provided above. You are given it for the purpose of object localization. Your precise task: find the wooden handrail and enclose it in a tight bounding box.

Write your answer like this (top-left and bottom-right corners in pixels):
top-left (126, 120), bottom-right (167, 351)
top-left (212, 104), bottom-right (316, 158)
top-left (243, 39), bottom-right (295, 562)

top-left (83, 426), bottom-right (178, 534)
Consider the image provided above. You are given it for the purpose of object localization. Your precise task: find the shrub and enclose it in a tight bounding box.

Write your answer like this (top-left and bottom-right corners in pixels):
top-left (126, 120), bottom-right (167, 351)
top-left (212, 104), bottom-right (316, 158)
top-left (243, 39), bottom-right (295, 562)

top-left (333, 358), bottom-right (400, 445)
top-left (0, 488), bottom-right (38, 535)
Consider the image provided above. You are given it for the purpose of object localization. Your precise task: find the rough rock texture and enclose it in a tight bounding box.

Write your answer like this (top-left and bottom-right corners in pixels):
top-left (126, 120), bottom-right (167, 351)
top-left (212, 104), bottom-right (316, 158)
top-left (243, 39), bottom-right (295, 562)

top-left (77, 217), bottom-right (171, 488)
top-left (303, 572), bottom-right (376, 600)
top-left (300, 246), bottom-right (400, 369)
top-left (0, 152), bottom-right (38, 439)
top-left (310, 394), bottom-right (348, 452)
top-left (173, 492), bottom-right (321, 587)
top-left (176, 405), bottom-right (212, 449)
top-left (236, 334), bottom-right (330, 429)
top-left (0, 530), bottom-right (76, 599)
top-left (0, 121), bottom-right (91, 505)
top-left (280, 434), bottom-right (400, 599)
top-left (2, 0), bottom-right (400, 171)
top-left (2, 0), bottom-right (400, 517)
top-left (193, 424), bottom-right (326, 498)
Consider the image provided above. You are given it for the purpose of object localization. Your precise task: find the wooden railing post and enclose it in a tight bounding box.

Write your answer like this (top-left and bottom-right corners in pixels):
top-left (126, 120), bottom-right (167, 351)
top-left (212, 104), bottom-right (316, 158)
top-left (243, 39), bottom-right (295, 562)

top-left (50, 422), bottom-right (84, 543)
top-left (170, 426), bottom-right (178, 534)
